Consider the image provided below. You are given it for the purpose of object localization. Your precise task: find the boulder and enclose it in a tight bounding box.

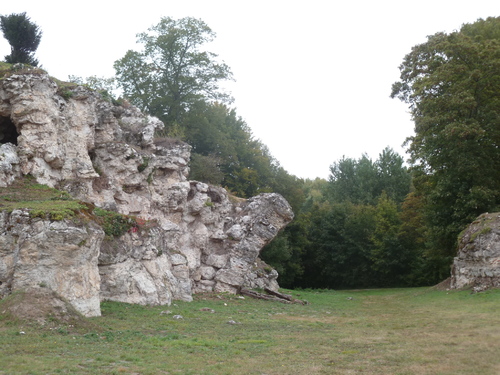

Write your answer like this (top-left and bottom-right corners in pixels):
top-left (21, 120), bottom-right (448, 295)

top-left (451, 212), bottom-right (500, 291)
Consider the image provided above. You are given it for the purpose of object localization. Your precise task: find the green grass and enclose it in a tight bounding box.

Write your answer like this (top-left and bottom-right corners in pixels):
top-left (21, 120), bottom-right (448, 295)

top-left (0, 176), bottom-right (87, 220)
top-left (0, 176), bottom-right (141, 232)
top-left (1, 288), bottom-right (499, 374)
top-left (0, 62), bottom-right (47, 80)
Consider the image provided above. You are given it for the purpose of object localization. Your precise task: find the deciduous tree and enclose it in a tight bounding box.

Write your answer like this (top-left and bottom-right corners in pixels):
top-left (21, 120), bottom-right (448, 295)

top-left (391, 16), bottom-right (500, 259)
top-left (114, 17), bottom-right (233, 128)
top-left (328, 148), bottom-right (410, 206)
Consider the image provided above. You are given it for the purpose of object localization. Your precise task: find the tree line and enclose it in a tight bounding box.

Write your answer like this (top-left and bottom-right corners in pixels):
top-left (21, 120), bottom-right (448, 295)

top-left (2, 14), bottom-right (500, 289)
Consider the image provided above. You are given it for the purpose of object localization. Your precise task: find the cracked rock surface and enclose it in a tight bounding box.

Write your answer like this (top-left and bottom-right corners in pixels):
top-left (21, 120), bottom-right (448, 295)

top-left (0, 72), bottom-right (294, 316)
top-left (451, 212), bottom-right (500, 291)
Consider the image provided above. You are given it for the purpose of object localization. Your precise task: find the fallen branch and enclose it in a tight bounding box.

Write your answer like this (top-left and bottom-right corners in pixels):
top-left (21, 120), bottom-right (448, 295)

top-left (239, 288), bottom-right (308, 305)
top-left (264, 287), bottom-right (294, 301)
top-left (239, 288), bottom-right (290, 303)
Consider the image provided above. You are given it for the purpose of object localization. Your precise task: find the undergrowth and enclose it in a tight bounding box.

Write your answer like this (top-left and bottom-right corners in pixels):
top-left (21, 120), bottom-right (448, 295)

top-left (92, 207), bottom-right (136, 237)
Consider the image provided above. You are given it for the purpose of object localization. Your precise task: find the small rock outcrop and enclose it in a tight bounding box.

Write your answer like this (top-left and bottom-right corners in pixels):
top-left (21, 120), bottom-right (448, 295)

top-left (451, 213), bottom-right (500, 290)
top-left (0, 71), bottom-right (294, 316)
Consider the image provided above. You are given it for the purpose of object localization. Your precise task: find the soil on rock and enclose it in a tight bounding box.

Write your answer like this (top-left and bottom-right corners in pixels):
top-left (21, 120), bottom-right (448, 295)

top-left (433, 277), bottom-right (451, 291)
top-left (0, 287), bottom-right (98, 331)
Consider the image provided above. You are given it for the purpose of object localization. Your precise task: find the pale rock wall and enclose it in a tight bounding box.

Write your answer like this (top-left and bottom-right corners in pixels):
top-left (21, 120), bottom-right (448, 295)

top-left (0, 143), bottom-right (20, 187)
top-left (0, 210), bottom-right (104, 317)
top-left (0, 72), bottom-right (294, 317)
top-left (451, 212), bottom-right (500, 290)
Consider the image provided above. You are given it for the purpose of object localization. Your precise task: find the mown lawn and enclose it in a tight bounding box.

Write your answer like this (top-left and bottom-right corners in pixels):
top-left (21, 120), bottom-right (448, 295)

top-left (1, 287), bottom-right (499, 374)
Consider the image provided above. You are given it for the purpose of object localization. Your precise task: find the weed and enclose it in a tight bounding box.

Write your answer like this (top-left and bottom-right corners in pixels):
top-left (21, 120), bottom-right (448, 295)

top-left (92, 207), bottom-right (135, 238)
top-left (137, 157), bottom-right (149, 173)
top-left (147, 169), bottom-right (155, 184)
top-left (59, 90), bottom-right (74, 100)
top-left (470, 226), bottom-right (492, 242)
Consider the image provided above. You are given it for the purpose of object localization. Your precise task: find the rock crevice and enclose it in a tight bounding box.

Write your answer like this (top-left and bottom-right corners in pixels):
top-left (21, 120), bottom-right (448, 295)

top-left (0, 72), bottom-right (294, 316)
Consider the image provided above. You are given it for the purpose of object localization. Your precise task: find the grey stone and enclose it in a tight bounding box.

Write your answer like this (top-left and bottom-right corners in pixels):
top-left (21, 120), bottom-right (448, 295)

top-left (0, 73), bottom-right (294, 315)
top-left (451, 212), bottom-right (500, 290)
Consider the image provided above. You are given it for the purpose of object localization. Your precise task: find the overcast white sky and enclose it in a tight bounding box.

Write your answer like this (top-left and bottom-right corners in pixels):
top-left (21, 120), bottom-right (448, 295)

top-left (1, 1), bottom-right (498, 179)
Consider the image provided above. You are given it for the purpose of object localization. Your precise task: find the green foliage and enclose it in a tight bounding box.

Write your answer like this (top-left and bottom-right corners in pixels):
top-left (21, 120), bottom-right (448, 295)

top-left (328, 147), bottom-right (411, 206)
top-left (300, 202), bottom-right (376, 288)
top-left (114, 16), bottom-right (233, 128)
top-left (68, 75), bottom-right (117, 102)
top-left (292, 147), bottom-right (429, 289)
top-left (370, 192), bottom-right (414, 286)
top-left (391, 16), bottom-right (500, 263)
top-left (0, 12), bottom-right (42, 66)
top-left (92, 207), bottom-right (136, 238)
top-left (137, 157), bottom-right (149, 172)
top-left (182, 100), bottom-right (297, 199)
top-left (59, 89), bottom-right (74, 100)
top-left (189, 153), bottom-right (224, 185)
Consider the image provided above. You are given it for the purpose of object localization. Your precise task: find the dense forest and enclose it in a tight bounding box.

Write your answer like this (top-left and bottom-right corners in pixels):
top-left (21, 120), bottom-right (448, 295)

top-left (3, 14), bottom-right (500, 289)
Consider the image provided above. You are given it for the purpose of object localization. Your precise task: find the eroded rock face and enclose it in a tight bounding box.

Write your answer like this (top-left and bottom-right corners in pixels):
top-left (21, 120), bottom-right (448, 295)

top-left (0, 143), bottom-right (20, 187)
top-left (451, 213), bottom-right (500, 290)
top-left (0, 72), bottom-right (294, 316)
top-left (0, 210), bottom-right (104, 317)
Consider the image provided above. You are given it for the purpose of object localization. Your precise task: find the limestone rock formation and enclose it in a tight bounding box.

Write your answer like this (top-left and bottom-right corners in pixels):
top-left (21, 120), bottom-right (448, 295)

top-left (451, 213), bottom-right (500, 290)
top-left (0, 210), bottom-right (104, 317)
top-left (0, 71), bottom-right (294, 316)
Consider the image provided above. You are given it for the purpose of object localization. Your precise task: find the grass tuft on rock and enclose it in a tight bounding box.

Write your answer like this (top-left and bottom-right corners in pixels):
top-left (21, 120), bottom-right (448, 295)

top-left (0, 175), bottom-right (87, 220)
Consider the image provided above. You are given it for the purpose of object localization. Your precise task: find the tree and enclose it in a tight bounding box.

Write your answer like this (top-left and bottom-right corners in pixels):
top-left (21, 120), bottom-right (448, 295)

top-left (397, 192), bottom-right (444, 285)
top-left (328, 154), bottom-right (378, 205)
top-left (189, 153), bottom-right (225, 185)
top-left (180, 101), bottom-right (274, 197)
top-left (370, 192), bottom-right (406, 286)
top-left (300, 202), bottom-right (376, 289)
top-left (375, 147), bottom-right (412, 204)
top-left (114, 17), bottom-right (233, 128)
top-left (328, 148), bottom-right (411, 206)
top-left (0, 12), bottom-right (42, 66)
top-left (391, 17), bottom-right (500, 259)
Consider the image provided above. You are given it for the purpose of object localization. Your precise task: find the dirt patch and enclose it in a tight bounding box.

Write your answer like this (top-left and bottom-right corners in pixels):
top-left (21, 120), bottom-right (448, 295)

top-left (0, 287), bottom-right (98, 331)
top-left (433, 277), bottom-right (451, 291)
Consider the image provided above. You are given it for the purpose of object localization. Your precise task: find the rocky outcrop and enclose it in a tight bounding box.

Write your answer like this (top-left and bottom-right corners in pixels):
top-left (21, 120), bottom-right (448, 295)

top-left (0, 71), bottom-right (294, 317)
top-left (451, 213), bottom-right (500, 290)
top-left (0, 210), bottom-right (104, 317)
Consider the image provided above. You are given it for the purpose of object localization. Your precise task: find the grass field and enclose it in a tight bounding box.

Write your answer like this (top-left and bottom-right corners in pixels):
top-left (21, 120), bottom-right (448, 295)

top-left (1, 287), bottom-right (499, 374)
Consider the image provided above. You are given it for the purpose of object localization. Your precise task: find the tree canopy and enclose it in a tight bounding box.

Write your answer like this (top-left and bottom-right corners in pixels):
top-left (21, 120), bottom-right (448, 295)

top-left (114, 16), bottom-right (233, 128)
top-left (391, 16), bottom-right (500, 259)
top-left (328, 147), bottom-right (411, 206)
top-left (0, 12), bottom-right (42, 66)
top-left (270, 148), bottom-right (420, 289)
